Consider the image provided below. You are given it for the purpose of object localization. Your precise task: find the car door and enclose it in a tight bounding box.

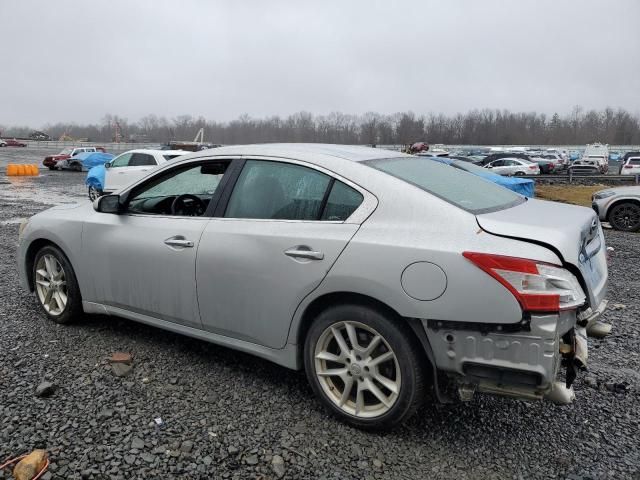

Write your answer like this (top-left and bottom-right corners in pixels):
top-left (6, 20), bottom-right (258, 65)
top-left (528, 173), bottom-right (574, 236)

top-left (82, 158), bottom-right (233, 328)
top-left (104, 152), bottom-right (133, 191)
top-left (506, 160), bottom-right (521, 175)
top-left (488, 159), bottom-right (506, 174)
top-left (196, 158), bottom-right (370, 349)
top-left (117, 153), bottom-right (158, 188)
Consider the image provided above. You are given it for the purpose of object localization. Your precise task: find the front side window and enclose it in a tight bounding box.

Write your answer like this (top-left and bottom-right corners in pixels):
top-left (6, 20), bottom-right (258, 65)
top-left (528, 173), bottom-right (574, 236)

top-left (129, 153), bottom-right (157, 166)
top-left (367, 157), bottom-right (524, 214)
top-left (225, 160), bottom-right (331, 220)
top-left (110, 152), bottom-right (133, 168)
top-left (127, 162), bottom-right (228, 216)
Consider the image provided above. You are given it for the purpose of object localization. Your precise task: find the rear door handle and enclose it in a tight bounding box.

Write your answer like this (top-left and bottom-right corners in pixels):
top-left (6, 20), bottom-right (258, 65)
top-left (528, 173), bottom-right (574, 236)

top-left (164, 236), bottom-right (194, 248)
top-left (284, 247), bottom-right (324, 260)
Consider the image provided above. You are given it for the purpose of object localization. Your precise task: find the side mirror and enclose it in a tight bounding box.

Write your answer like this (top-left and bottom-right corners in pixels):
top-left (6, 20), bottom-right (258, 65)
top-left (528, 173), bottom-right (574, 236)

top-left (104, 162), bottom-right (112, 168)
top-left (93, 194), bottom-right (121, 214)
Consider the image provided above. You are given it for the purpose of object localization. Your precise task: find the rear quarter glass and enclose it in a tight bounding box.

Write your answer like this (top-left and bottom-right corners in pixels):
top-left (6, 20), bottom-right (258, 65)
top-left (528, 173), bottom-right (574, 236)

top-left (366, 157), bottom-right (525, 215)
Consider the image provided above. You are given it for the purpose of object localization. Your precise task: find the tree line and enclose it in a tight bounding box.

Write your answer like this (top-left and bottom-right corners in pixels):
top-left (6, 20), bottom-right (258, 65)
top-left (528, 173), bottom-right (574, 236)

top-left (2, 107), bottom-right (639, 145)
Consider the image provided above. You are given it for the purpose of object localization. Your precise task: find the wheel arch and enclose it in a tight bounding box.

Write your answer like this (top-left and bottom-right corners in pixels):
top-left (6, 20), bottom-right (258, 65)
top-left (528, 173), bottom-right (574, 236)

top-left (24, 238), bottom-right (71, 291)
top-left (293, 291), bottom-right (426, 367)
top-left (606, 198), bottom-right (640, 221)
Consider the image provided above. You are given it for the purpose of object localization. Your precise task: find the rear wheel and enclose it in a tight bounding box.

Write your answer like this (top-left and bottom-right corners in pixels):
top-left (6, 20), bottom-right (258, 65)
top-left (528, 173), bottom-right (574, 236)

top-left (608, 202), bottom-right (640, 232)
top-left (32, 245), bottom-right (82, 324)
top-left (47, 166), bottom-right (56, 170)
top-left (304, 304), bottom-right (426, 430)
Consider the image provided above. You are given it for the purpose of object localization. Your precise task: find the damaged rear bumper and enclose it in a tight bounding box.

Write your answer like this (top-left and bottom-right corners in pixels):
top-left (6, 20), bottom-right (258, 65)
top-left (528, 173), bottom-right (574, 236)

top-left (423, 304), bottom-right (605, 404)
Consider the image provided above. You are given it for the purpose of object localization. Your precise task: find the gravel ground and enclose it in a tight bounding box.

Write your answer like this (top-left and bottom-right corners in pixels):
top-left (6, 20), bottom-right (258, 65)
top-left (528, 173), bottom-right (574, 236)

top-left (0, 148), bottom-right (639, 479)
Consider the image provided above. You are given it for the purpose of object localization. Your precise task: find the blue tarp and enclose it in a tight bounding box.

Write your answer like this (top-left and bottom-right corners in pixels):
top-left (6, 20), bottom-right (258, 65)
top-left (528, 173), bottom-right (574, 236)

top-left (75, 151), bottom-right (114, 169)
top-left (86, 164), bottom-right (106, 190)
top-left (429, 157), bottom-right (535, 198)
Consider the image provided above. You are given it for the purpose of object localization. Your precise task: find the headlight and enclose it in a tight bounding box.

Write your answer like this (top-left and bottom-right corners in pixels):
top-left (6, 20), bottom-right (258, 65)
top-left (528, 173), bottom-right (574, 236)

top-left (593, 191), bottom-right (615, 200)
top-left (18, 218), bottom-right (29, 240)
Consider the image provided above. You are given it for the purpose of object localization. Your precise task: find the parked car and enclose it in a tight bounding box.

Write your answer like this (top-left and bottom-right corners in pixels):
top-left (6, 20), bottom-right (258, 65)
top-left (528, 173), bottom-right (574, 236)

top-left (539, 153), bottom-right (566, 170)
top-left (448, 155), bottom-right (483, 165)
top-left (43, 147), bottom-right (106, 170)
top-left (485, 157), bottom-right (540, 176)
top-left (18, 144), bottom-right (608, 429)
top-left (1, 138), bottom-right (27, 147)
top-left (545, 148), bottom-right (568, 162)
top-left (528, 155), bottom-right (560, 174)
top-left (427, 157), bottom-right (534, 197)
top-left (592, 186), bottom-right (640, 231)
top-left (620, 151), bottom-right (640, 167)
top-left (100, 149), bottom-right (189, 196)
top-left (571, 143), bottom-right (609, 174)
top-left (619, 156), bottom-right (640, 176)
top-left (569, 156), bottom-right (608, 174)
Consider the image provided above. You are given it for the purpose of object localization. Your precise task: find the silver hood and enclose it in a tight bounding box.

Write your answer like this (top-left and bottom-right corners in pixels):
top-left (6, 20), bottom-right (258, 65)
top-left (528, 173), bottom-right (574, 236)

top-left (476, 198), bottom-right (608, 308)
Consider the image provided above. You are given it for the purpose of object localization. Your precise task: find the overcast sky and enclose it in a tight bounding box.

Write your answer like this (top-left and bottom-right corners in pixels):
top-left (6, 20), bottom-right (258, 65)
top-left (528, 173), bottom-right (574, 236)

top-left (1, 0), bottom-right (638, 126)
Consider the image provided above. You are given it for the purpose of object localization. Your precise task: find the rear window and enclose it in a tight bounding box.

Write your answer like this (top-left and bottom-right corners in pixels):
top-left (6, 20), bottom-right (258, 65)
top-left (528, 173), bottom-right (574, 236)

top-left (628, 158), bottom-right (640, 165)
top-left (367, 157), bottom-right (525, 214)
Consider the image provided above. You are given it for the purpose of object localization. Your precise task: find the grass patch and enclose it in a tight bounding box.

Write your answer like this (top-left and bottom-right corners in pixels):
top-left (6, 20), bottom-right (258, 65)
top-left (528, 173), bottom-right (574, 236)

top-left (536, 184), bottom-right (606, 207)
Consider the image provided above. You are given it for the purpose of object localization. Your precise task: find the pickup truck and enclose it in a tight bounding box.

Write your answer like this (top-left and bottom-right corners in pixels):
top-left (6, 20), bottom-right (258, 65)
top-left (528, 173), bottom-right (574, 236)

top-left (43, 146), bottom-right (106, 170)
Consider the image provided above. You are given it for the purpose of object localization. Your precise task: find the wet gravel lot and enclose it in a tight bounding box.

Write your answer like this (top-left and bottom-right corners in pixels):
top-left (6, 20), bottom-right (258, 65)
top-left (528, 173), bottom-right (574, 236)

top-left (0, 148), bottom-right (639, 479)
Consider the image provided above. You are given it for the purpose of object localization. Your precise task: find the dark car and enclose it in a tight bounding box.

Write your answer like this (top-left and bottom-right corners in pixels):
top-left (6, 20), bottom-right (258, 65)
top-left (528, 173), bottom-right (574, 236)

top-left (448, 155), bottom-right (483, 165)
top-left (480, 152), bottom-right (533, 166)
top-left (1, 138), bottom-right (27, 147)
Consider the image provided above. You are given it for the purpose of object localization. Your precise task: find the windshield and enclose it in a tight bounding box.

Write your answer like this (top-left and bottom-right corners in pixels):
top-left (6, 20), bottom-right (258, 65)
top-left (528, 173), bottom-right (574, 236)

top-left (59, 148), bottom-right (72, 155)
top-left (366, 157), bottom-right (525, 214)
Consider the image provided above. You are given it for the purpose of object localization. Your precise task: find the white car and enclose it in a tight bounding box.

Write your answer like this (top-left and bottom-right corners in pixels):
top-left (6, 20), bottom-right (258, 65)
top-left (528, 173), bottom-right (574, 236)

top-left (620, 156), bottom-right (640, 176)
top-left (103, 149), bottom-right (189, 194)
top-left (546, 148), bottom-right (568, 163)
top-left (484, 157), bottom-right (540, 176)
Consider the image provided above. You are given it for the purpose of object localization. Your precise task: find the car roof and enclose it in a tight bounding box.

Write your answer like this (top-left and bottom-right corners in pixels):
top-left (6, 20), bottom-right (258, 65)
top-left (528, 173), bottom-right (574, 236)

top-left (175, 143), bottom-right (411, 165)
top-left (120, 149), bottom-right (190, 155)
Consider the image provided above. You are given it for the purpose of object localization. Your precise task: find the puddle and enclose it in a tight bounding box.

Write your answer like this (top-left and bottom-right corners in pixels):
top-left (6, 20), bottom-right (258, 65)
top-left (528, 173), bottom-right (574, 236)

top-left (0, 176), bottom-right (87, 206)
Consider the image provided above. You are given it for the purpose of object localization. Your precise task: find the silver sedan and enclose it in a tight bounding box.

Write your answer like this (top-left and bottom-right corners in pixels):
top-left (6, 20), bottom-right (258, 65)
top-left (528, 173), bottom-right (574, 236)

top-left (18, 144), bottom-right (608, 429)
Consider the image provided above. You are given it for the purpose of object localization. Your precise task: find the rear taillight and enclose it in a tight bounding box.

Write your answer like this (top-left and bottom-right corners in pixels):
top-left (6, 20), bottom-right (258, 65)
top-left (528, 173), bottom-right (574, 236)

top-left (529, 165), bottom-right (537, 169)
top-left (624, 165), bottom-right (633, 169)
top-left (463, 252), bottom-right (586, 312)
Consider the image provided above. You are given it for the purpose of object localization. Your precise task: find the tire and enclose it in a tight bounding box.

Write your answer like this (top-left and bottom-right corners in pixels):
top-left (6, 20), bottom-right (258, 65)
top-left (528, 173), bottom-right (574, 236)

top-left (608, 202), bottom-right (640, 232)
top-left (88, 186), bottom-right (103, 202)
top-left (47, 166), bottom-right (56, 171)
top-left (514, 171), bottom-right (525, 176)
top-left (32, 245), bottom-right (82, 324)
top-left (304, 304), bottom-right (426, 430)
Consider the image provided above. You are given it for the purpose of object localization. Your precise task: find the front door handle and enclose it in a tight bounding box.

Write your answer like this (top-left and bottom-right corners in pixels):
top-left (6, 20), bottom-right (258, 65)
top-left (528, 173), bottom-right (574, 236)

top-left (284, 247), bottom-right (324, 260)
top-left (164, 236), bottom-right (194, 248)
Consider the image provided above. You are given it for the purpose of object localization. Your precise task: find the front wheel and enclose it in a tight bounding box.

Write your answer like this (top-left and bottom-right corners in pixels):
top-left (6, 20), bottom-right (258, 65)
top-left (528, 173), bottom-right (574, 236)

top-left (88, 186), bottom-right (103, 201)
top-left (608, 202), bottom-right (640, 232)
top-left (304, 304), bottom-right (426, 430)
top-left (32, 245), bottom-right (82, 324)
top-left (514, 171), bottom-right (525, 176)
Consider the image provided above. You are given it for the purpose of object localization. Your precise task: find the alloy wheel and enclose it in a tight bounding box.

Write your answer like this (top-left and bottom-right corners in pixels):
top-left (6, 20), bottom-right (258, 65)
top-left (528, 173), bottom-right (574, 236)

top-left (314, 321), bottom-right (401, 418)
top-left (35, 254), bottom-right (68, 316)
top-left (88, 186), bottom-right (102, 201)
top-left (612, 204), bottom-right (640, 231)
